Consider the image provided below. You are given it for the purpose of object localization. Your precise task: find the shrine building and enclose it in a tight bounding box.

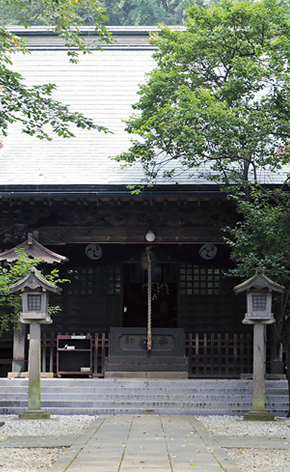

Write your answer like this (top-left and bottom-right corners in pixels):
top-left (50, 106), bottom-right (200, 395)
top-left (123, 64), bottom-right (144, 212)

top-left (0, 26), bottom-right (283, 379)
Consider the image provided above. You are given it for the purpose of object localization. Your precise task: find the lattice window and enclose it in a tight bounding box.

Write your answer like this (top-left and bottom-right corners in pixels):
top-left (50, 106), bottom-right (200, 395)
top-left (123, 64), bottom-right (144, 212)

top-left (66, 266), bottom-right (121, 295)
top-left (28, 294), bottom-right (41, 311)
top-left (252, 295), bottom-right (266, 311)
top-left (179, 264), bottom-right (224, 295)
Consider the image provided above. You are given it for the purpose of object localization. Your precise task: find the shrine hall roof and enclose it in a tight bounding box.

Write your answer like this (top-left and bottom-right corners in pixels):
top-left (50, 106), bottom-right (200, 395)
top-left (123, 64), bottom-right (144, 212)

top-left (0, 27), bottom-right (289, 190)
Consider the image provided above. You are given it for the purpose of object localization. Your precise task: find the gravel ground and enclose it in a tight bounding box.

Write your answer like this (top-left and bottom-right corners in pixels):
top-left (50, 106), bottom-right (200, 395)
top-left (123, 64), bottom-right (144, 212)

top-left (0, 414), bottom-right (98, 472)
top-left (1, 414), bottom-right (290, 471)
top-left (197, 415), bottom-right (290, 472)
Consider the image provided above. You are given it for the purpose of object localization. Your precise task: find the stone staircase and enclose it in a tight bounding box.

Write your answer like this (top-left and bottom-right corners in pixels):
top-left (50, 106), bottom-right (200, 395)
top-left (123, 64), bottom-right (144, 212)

top-left (0, 378), bottom-right (288, 416)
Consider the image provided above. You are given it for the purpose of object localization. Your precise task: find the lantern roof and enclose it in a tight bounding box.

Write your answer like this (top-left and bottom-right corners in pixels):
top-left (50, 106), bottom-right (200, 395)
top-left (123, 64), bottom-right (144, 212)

top-left (9, 267), bottom-right (62, 295)
top-left (234, 268), bottom-right (284, 294)
top-left (0, 233), bottom-right (68, 264)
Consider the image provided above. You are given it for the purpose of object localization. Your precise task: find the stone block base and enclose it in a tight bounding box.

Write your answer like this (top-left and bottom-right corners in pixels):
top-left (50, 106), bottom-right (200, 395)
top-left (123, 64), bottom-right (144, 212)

top-left (244, 410), bottom-right (275, 421)
top-left (240, 373), bottom-right (286, 380)
top-left (19, 410), bottom-right (50, 420)
top-left (105, 371), bottom-right (188, 379)
top-left (271, 361), bottom-right (284, 375)
top-left (8, 372), bottom-right (54, 379)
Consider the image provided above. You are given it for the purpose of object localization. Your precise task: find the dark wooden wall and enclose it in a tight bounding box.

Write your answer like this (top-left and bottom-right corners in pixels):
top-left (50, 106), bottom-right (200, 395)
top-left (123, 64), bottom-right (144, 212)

top-left (43, 252), bottom-right (248, 336)
top-left (177, 263), bottom-right (248, 334)
top-left (47, 264), bottom-right (123, 333)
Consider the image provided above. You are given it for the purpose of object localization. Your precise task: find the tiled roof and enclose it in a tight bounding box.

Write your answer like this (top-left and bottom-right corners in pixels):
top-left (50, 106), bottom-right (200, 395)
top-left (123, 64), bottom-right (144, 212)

top-left (0, 27), bottom-right (289, 188)
top-left (1, 32), bottom-right (157, 185)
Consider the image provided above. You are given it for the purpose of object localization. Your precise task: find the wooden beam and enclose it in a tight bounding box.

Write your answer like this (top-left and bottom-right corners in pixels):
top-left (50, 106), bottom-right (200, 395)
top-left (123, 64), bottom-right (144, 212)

top-left (38, 226), bottom-right (224, 244)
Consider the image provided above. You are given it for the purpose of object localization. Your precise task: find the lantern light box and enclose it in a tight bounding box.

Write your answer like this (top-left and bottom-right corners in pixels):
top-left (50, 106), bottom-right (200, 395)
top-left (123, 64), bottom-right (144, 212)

top-left (234, 268), bottom-right (284, 325)
top-left (9, 267), bottom-right (62, 324)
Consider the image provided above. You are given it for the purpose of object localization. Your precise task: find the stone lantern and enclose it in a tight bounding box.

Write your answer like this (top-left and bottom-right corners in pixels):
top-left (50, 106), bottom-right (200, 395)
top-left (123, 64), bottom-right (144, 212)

top-left (235, 267), bottom-right (284, 325)
top-left (0, 233), bottom-right (68, 375)
top-left (9, 267), bottom-right (62, 419)
top-left (17, 278), bottom-right (54, 325)
top-left (234, 268), bottom-right (284, 421)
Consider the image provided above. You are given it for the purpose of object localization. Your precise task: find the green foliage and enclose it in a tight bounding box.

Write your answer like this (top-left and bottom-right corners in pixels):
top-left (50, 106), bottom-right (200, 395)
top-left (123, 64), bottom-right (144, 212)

top-left (224, 188), bottom-right (290, 284)
top-left (97, 1), bottom-right (224, 26)
top-left (0, 250), bottom-right (67, 335)
top-left (0, 77), bottom-right (110, 140)
top-left (111, 0), bottom-right (188, 26)
top-left (116, 0), bottom-right (290, 185)
top-left (0, 0), bottom-right (212, 27)
top-left (223, 186), bottom-right (290, 337)
top-left (0, 0), bottom-right (112, 140)
top-left (0, 1), bottom-right (111, 57)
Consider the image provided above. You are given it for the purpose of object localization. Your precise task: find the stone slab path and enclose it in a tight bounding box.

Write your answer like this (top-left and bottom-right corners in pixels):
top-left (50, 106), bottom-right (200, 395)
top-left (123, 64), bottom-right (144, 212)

top-left (216, 435), bottom-right (290, 449)
top-left (47, 415), bottom-right (241, 472)
top-left (0, 435), bottom-right (77, 448)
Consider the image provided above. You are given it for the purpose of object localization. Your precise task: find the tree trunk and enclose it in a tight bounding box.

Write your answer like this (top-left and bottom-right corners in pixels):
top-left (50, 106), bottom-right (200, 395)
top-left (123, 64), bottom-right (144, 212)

top-left (271, 324), bottom-right (283, 374)
top-left (284, 347), bottom-right (290, 417)
top-left (280, 319), bottom-right (290, 416)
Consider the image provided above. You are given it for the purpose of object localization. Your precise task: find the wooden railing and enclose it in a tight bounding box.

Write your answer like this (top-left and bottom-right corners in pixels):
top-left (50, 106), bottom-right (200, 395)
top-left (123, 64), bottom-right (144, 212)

top-left (41, 333), bottom-right (55, 374)
top-left (93, 333), bottom-right (110, 377)
top-left (41, 332), bottom-right (253, 378)
top-left (185, 333), bottom-right (253, 378)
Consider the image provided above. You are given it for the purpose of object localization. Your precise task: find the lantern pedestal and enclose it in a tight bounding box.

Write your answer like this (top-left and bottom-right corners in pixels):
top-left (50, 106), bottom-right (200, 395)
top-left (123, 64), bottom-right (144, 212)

top-left (9, 267), bottom-right (62, 420)
top-left (234, 269), bottom-right (284, 421)
top-left (18, 322), bottom-right (50, 420)
top-left (244, 410), bottom-right (274, 421)
top-left (19, 410), bottom-right (50, 420)
top-left (244, 322), bottom-right (274, 421)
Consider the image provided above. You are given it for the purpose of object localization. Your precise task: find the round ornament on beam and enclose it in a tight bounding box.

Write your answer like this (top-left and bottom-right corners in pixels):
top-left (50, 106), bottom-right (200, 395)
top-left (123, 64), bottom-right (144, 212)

top-left (145, 230), bottom-right (156, 242)
top-left (85, 244), bottom-right (103, 261)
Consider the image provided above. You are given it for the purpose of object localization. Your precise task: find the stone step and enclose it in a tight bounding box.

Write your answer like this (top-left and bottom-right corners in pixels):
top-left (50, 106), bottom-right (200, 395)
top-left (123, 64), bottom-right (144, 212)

top-left (0, 379), bottom-right (287, 416)
top-left (1, 385), bottom-right (287, 396)
top-left (0, 406), bottom-right (288, 416)
top-left (0, 382), bottom-right (256, 389)
top-left (0, 385), bottom-right (258, 396)
top-left (0, 379), bottom-right (254, 386)
top-left (0, 399), bottom-right (287, 409)
top-left (0, 392), bottom-right (287, 402)
top-left (1, 378), bottom-right (286, 387)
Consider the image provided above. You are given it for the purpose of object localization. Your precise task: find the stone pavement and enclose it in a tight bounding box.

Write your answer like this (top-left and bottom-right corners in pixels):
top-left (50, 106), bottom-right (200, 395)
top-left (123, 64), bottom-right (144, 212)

top-left (47, 415), bottom-right (242, 472)
top-left (2, 415), bottom-right (288, 471)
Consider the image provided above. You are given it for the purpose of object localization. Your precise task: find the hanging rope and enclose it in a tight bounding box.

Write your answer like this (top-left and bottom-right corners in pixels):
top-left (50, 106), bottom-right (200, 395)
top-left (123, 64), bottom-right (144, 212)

top-left (146, 247), bottom-right (152, 351)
